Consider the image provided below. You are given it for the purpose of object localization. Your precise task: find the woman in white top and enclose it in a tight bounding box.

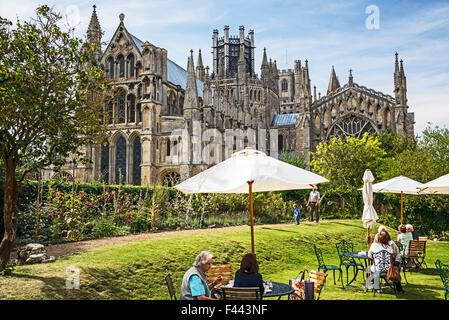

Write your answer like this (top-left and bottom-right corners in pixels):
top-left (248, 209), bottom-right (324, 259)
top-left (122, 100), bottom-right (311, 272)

top-left (368, 231), bottom-right (404, 294)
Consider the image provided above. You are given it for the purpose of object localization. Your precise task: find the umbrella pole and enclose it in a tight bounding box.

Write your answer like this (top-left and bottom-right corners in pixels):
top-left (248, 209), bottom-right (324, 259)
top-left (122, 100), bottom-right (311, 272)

top-left (401, 191), bottom-right (403, 225)
top-left (248, 181), bottom-right (255, 254)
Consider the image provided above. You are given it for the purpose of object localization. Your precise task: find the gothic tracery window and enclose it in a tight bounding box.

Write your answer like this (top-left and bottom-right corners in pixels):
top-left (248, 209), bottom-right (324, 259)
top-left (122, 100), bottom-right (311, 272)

top-left (161, 171), bottom-right (181, 187)
top-left (117, 93), bottom-right (126, 123)
top-left (118, 55), bottom-right (125, 78)
top-left (132, 136), bottom-right (141, 185)
top-left (281, 79), bottom-right (288, 92)
top-left (115, 136), bottom-right (127, 184)
top-left (327, 115), bottom-right (376, 139)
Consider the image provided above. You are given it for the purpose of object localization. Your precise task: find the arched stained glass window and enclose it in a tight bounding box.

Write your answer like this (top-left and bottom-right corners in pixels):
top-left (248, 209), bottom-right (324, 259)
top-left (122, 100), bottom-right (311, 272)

top-left (118, 55), bottom-right (125, 78)
top-left (128, 54), bottom-right (135, 77)
top-left (100, 140), bottom-right (109, 183)
top-left (117, 93), bottom-right (126, 123)
top-left (281, 79), bottom-right (288, 92)
top-left (107, 100), bottom-right (113, 124)
top-left (132, 136), bottom-right (141, 185)
top-left (115, 136), bottom-right (126, 184)
top-left (129, 95), bottom-right (136, 123)
top-left (327, 115), bottom-right (377, 140)
top-left (108, 57), bottom-right (114, 78)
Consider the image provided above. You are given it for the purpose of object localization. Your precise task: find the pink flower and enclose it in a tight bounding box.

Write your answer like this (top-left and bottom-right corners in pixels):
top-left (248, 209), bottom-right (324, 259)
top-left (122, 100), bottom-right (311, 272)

top-left (128, 213), bottom-right (131, 217)
top-left (106, 189), bottom-right (110, 192)
top-left (121, 205), bottom-right (125, 210)
top-left (56, 211), bottom-right (61, 216)
top-left (128, 219), bottom-right (132, 223)
top-left (55, 192), bottom-right (60, 197)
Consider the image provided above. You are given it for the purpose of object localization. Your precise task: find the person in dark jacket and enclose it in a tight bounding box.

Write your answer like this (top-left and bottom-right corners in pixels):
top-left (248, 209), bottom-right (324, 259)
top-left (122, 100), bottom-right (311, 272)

top-left (234, 253), bottom-right (264, 296)
top-left (406, 224), bottom-right (419, 240)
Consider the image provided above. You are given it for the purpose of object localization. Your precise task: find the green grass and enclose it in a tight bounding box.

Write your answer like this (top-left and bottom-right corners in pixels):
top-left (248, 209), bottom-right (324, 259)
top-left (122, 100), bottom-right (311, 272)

top-left (0, 219), bottom-right (448, 300)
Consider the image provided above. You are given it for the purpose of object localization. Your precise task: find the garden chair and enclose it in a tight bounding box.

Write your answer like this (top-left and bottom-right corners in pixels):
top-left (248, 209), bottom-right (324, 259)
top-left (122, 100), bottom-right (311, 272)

top-left (221, 287), bottom-right (262, 300)
top-left (435, 259), bottom-right (449, 300)
top-left (206, 264), bottom-right (234, 284)
top-left (405, 240), bottom-right (427, 269)
top-left (335, 240), bottom-right (365, 286)
top-left (164, 273), bottom-right (177, 300)
top-left (313, 244), bottom-right (344, 288)
top-left (369, 250), bottom-right (397, 297)
top-left (309, 270), bottom-right (328, 300)
top-left (394, 241), bottom-right (408, 284)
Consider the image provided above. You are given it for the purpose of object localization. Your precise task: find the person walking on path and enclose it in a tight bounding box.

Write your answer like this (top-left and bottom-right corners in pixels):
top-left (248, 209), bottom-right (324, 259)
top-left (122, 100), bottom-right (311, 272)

top-left (307, 185), bottom-right (321, 222)
top-left (293, 203), bottom-right (300, 225)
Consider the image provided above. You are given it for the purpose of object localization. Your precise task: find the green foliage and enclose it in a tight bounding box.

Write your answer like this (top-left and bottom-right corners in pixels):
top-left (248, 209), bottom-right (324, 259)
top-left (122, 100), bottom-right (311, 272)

top-left (279, 151), bottom-right (307, 168)
top-left (310, 133), bottom-right (386, 189)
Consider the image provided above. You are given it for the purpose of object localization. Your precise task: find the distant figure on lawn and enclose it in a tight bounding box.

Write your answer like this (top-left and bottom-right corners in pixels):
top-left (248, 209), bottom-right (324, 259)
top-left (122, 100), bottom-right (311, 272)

top-left (307, 185), bottom-right (320, 222)
top-left (293, 203), bottom-right (300, 225)
top-left (234, 253), bottom-right (264, 296)
top-left (180, 251), bottom-right (222, 300)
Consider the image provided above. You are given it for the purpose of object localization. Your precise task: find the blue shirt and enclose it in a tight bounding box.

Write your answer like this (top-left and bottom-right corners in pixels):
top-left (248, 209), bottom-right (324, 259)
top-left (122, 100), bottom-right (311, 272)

top-left (294, 207), bottom-right (300, 217)
top-left (189, 275), bottom-right (211, 298)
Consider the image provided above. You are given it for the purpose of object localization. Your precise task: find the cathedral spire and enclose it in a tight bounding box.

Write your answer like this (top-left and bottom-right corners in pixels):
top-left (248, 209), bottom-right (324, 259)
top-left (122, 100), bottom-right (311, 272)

top-left (327, 65), bottom-right (340, 94)
top-left (196, 49), bottom-right (205, 81)
top-left (183, 50), bottom-right (200, 120)
top-left (87, 5), bottom-right (102, 57)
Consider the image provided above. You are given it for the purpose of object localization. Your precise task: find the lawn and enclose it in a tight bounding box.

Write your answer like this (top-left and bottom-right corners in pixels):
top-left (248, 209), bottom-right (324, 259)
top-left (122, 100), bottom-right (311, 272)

top-left (0, 219), bottom-right (448, 300)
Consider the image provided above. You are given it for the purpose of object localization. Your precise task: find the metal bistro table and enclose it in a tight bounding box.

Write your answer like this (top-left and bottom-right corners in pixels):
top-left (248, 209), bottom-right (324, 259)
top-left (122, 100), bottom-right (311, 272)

top-left (343, 251), bottom-right (371, 285)
top-left (218, 281), bottom-right (294, 300)
top-left (263, 281), bottom-right (294, 300)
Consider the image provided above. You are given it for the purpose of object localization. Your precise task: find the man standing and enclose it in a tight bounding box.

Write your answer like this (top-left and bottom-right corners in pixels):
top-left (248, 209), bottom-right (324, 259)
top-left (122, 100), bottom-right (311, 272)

top-left (307, 186), bottom-right (320, 223)
top-left (293, 203), bottom-right (300, 225)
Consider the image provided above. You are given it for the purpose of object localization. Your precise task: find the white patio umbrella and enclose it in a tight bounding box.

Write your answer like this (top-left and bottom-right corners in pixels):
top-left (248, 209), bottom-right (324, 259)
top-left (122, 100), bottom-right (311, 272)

top-left (419, 173), bottom-right (449, 194)
top-left (174, 148), bottom-right (329, 253)
top-left (361, 169), bottom-right (378, 250)
top-left (368, 175), bottom-right (429, 224)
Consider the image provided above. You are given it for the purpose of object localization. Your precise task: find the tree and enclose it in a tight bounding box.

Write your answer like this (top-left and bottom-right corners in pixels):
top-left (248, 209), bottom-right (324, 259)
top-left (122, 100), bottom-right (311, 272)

top-left (279, 150), bottom-right (307, 169)
top-left (309, 133), bottom-right (386, 189)
top-left (0, 6), bottom-right (107, 271)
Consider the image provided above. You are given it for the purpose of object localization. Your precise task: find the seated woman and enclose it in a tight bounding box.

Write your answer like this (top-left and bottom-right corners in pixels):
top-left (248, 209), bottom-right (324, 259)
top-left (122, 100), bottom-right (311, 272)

top-left (180, 251), bottom-right (222, 300)
top-left (234, 253), bottom-right (264, 296)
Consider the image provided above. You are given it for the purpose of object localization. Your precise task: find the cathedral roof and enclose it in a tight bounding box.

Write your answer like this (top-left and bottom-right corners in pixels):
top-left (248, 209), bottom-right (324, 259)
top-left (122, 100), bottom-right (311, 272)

top-left (271, 113), bottom-right (299, 127)
top-left (129, 33), bottom-right (203, 97)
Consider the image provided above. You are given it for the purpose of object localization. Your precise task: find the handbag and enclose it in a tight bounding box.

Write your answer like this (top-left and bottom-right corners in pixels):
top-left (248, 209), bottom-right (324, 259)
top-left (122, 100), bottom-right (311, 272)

top-left (289, 269), bottom-right (315, 300)
top-left (387, 255), bottom-right (401, 283)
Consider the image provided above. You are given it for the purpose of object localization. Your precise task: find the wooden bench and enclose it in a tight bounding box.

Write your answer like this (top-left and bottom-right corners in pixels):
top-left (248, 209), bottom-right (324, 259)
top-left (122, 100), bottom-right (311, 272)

top-left (405, 240), bottom-right (427, 269)
top-left (221, 287), bottom-right (261, 300)
top-left (206, 264), bottom-right (233, 284)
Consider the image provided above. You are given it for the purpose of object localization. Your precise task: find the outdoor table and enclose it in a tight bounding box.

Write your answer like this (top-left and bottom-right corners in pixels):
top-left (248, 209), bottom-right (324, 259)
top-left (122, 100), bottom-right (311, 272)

top-left (343, 251), bottom-right (370, 285)
top-left (262, 281), bottom-right (294, 300)
top-left (217, 281), bottom-right (294, 300)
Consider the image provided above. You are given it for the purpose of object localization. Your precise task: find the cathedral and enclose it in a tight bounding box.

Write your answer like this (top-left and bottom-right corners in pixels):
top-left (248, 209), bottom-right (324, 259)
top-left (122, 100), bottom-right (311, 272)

top-left (42, 6), bottom-right (415, 185)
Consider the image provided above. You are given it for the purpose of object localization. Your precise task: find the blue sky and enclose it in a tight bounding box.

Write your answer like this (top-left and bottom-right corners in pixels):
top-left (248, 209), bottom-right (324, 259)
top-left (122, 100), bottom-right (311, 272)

top-left (1, 0), bottom-right (448, 136)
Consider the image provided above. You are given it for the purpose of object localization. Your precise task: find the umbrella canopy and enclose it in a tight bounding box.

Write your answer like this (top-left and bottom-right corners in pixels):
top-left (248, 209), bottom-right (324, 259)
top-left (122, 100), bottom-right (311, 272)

top-left (359, 175), bottom-right (429, 224)
top-left (370, 175), bottom-right (427, 195)
top-left (361, 169), bottom-right (378, 230)
top-left (419, 173), bottom-right (449, 194)
top-left (174, 148), bottom-right (329, 253)
top-left (175, 148), bottom-right (328, 194)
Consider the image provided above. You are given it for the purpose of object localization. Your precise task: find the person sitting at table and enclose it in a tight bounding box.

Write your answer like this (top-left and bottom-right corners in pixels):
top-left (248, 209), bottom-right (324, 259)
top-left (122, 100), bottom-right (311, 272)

top-left (373, 225), bottom-right (387, 243)
top-left (406, 224), bottom-right (419, 240)
top-left (180, 251), bottom-right (222, 300)
top-left (368, 231), bottom-right (404, 294)
top-left (397, 224), bottom-right (413, 255)
top-left (234, 253), bottom-right (264, 296)
top-left (383, 231), bottom-right (405, 294)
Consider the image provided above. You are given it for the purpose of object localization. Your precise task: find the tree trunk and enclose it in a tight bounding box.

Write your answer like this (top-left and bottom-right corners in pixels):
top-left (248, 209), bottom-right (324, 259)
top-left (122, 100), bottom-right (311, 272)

top-left (0, 157), bottom-right (19, 271)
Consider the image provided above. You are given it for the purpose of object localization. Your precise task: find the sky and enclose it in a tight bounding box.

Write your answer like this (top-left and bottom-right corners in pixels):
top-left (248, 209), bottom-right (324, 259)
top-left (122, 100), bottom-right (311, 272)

top-left (1, 0), bottom-right (448, 136)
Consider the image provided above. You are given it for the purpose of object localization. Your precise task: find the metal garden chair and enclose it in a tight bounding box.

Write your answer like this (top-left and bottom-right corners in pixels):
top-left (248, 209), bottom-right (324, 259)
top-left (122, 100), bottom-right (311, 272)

top-left (335, 240), bottom-right (365, 286)
top-left (313, 244), bottom-right (344, 288)
top-left (435, 259), bottom-right (449, 300)
top-left (165, 273), bottom-right (177, 300)
top-left (369, 250), bottom-right (397, 297)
